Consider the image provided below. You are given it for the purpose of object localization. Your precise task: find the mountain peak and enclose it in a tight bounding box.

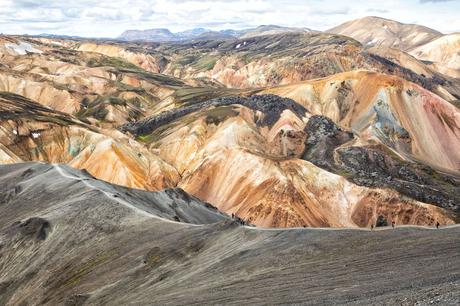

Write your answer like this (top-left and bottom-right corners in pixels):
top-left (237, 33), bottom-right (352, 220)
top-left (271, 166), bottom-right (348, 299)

top-left (328, 16), bottom-right (443, 50)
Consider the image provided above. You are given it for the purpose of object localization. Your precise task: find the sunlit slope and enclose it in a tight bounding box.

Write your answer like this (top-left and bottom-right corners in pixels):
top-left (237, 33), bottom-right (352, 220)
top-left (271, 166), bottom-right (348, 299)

top-left (0, 92), bottom-right (179, 190)
top-left (410, 33), bottom-right (460, 78)
top-left (262, 71), bottom-right (460, 172)
top-left (122, 95), bottom-right (458, 227)
top-left (328, 16), bottom-right (442, 51)
top-left (76, 33), bottom-right (460, 103)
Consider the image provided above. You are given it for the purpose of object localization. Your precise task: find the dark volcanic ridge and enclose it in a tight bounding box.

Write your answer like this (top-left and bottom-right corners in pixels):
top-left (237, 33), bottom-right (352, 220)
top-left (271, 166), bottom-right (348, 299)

top-left (302, 115), bottom-right (460, 215)
top-left (120, 94), bottom-right (308, 135)
top-left (0, 92), bottom-right (86, 127)
top-left (0, 162), bottom-right (459, 305)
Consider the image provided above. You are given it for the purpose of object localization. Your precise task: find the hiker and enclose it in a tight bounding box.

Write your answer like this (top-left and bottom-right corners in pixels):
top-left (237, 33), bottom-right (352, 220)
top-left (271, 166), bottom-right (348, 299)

top-left (371, 224), bottom-right (374, 231)
top-left (436, 222), bottom-right (440, 229)
top-left (391, 221), bottom-right (395, 229)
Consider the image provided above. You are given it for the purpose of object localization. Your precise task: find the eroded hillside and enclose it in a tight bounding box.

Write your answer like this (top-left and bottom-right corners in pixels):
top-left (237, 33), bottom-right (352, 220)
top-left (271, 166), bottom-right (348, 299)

top-left (75, 33), bottom-right (460, 104)
top-left (121, 95), bottom-right (459, 227)
top-left (0, 92), bottom-right (179, 190)
top-left (0, 30), bottom-right (459, 229)
top-left (327, 16), bottom-right (442, 51)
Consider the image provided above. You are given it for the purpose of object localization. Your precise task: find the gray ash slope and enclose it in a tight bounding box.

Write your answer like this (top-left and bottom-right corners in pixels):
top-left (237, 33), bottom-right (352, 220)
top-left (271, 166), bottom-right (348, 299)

top-left (1, 162), bottom-right (460, 305)
top-left (0, 162), bottom-right (228, 226)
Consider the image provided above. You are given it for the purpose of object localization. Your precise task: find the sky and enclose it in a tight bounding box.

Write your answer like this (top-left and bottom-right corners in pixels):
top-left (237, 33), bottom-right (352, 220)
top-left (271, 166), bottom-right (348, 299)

top-left (0, 0), bottom-right (459, 37)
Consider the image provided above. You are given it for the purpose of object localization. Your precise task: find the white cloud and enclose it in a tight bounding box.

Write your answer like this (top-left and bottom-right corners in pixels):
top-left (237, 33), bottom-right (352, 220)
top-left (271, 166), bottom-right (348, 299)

top-left (0, 0), bottom-right (458, 37)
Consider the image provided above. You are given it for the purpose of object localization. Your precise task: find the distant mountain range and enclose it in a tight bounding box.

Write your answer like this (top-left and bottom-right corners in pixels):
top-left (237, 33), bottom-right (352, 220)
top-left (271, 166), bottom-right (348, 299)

top-left (118, 25), bottom-right (314, 42)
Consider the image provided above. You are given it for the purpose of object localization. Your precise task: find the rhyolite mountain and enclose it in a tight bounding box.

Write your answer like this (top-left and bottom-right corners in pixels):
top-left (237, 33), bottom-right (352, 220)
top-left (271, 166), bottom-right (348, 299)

top-left (328, 16), bottom-right (443, 51)
top-left (410, 33), bottom-right (460, 78)
top-left (1, 15), bottom-right (460, 304)
top-left (328, 16), bottom-right (460, 79)
top-left (0, 16), bottom-right (459, 227)
top-left (0, 20), bottom-right (460, 227)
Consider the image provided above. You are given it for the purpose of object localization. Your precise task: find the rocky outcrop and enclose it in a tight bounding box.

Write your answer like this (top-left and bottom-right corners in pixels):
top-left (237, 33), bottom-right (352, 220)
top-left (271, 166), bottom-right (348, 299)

top-left (120, 94), bottom-right (456, 227)
top-left (120, 94), bottom-right (309, 136)
top-left (301, 115), bottom-right (353, 169)
top-left (302, 115), bottom-right (460, 215)
top-left (263, 71), bottom-right (460, 173)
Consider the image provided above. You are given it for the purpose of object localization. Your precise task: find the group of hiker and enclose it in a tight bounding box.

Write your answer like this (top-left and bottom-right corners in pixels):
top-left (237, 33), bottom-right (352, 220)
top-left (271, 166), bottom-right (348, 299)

top-left (370, 220), bottom-right (441, 230)
top-left (231, 213), bottom-right (250, 226)
top-left (229, 212), bottom-right (443, 230)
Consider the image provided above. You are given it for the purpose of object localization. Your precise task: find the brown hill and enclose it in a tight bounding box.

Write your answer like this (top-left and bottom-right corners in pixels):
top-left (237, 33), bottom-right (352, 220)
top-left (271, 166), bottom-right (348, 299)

top-left (410, 33), bottom-right (460, 78)
top-left (121, 94), bottom-right (459, 227)
top-left (0, 33), bottom-right (459, 228)
top-left (0, 92), bottom-right (179, 190)
top-left (328, 16), bottom-right (442, 51)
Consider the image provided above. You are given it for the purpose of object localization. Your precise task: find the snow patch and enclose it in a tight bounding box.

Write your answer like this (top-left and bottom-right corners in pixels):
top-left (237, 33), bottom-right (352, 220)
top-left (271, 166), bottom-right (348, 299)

top-left (367, 38), bottom-right (380, 45)
top-left (235, 43), bottom-right (241, 49)
top-left (5, 42), bottom-right (43, 55)
top-left (32, 132), bottom-right (40, 139)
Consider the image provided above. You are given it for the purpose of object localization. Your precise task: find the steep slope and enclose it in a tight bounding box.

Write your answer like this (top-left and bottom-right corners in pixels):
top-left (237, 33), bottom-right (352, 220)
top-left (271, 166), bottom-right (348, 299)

top-left (77, 42), bottom-right (166, 73)
top-left (1, 34), bottom-right (459, 229)
top-left (0, 36), bottom-right (198, 125)
top-left (262, 71), bottom-right (460, 173)
top-left (369, 46), bottom-right (445, 80)
top-left (0, 162), bottom-right (227, 225)
top-left (328, 16), bottom-right (442, 51)
top-left (121, 95), bottom-right (458, 228)
top-left (0, 92), bottom-right (180, 191)
top-left (410, 33), bottom-right (460, 78)
top-left (1, 162), bottom-right (459, 305)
